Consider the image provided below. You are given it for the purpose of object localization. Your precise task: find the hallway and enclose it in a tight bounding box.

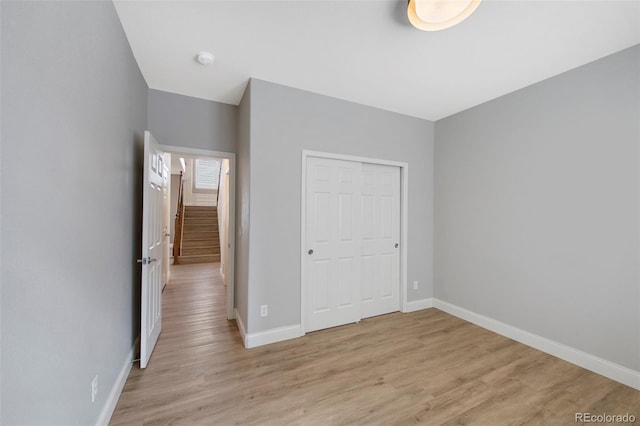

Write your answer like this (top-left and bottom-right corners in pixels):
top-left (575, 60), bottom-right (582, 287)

top-left (110, 262), bottom-right (243, 424)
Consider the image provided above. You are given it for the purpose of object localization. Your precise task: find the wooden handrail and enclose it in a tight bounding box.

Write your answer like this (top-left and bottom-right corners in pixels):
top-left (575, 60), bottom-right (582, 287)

top-left (216, 161), bottom-right (222, 206)
top-left (173, 171), bottom-right (185, 264)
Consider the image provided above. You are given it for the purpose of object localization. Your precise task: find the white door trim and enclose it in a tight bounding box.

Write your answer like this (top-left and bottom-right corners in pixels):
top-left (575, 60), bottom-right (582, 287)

top-left (160, 144), bottom-right (237, 321)
top-left (300, 150), bottom-right (409, 333)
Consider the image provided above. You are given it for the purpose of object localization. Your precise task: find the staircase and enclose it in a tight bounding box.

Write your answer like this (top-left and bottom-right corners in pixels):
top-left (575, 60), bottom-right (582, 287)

top-left (176, 206), bottom-right (220, 264)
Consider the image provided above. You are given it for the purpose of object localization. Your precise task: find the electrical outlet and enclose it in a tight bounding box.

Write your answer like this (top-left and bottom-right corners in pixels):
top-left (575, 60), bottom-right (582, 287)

top-left (413, 280), bottom-right (418, 290)
top-left (91, 375), bottom-right (98, 403)
top-left (260, 304), bottom-right (268, 317)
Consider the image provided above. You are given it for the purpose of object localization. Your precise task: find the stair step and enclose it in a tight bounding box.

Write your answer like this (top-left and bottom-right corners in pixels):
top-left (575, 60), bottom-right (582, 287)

top-left (178, 205), bottom-right (221, 263)
top-left (185, 205), bottom-right (216, 210)
top-left (184, 216), bottom-right (217, 222)
top-left (184, 232), bottom-right (215, 238)
top-left (183, 225), bottom-right (217, 230)
top-left (175, 254), bottom-right (220, 264)
top-left (184, 218), bottom-right (217, 225)
top-left (183, 234), bottom-right (217, 241)
top-left (182, 222), bottom-right (218, 232)
top-left (181, 246), bottom-right (221, 256)
top-left (182, 244), bottom-right (218, 251)
top-left (186, 237), bottom-right (217, 243)
top-left (184, 213), bottom-right (216, 219)
top-left (183, 229), bottom-right (218, 235)
top-left (181, 239), bottom-right (219, 248)
top-left (184, 210), bottom-right (218, 217)
top-left (183, 217), bottom-right (218, 226)
top-left (184, 206), bottom-right (217, 213)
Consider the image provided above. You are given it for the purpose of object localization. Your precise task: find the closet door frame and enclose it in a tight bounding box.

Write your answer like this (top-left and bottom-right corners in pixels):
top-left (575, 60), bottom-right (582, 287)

top-left (300, 150), bottom-right (409, 333)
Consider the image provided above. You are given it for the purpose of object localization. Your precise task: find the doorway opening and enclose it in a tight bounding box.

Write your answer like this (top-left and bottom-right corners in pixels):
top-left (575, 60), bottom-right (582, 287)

top-left (162, 145), bottom-right (236, 321)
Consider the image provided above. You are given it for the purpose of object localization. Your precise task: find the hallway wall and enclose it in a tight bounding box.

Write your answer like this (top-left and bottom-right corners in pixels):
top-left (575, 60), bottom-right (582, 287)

top-left (148, 89), bottom-right (238, 153)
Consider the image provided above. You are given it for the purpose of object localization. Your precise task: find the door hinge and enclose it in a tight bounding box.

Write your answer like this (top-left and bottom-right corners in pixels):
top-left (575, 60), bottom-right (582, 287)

top-left (136, 257), bottom-right (158, 265)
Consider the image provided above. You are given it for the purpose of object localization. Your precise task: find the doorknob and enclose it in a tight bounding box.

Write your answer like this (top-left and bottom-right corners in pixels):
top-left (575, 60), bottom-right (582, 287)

top-left (308, 249), bottom-right (314, 255)
top-left (394, 243), bottom-right (399, 248)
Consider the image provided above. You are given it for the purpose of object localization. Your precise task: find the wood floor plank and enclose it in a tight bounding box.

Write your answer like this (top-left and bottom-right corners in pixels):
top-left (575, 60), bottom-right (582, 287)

top-left (110, 263), bottom-right (639, 425)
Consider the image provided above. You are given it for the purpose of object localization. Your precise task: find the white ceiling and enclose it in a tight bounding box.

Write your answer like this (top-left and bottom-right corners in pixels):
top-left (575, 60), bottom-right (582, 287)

top-left (114, 0), bottom-right (640, 121)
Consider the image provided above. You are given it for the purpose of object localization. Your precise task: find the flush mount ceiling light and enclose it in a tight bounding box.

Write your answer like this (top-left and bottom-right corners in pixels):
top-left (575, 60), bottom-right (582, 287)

top-left (196, 51), bottom-right (215, 65)
top-left (408, 0), bottom-right (482, 31)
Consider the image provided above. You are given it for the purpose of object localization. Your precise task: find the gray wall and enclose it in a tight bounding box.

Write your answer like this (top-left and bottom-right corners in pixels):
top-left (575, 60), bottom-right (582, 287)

top-left (235, 85), bottom-right (252, 329)
top-left (434, 45), bottom-right (640, 371)
top-left (1, 1), bottom-right (148, 424)
top-left (244, 79), bottom-right (434, 333)
top-left (0, 3), bottom-right (3, 420)
top-left (148, 89), bottom-right (237, 153)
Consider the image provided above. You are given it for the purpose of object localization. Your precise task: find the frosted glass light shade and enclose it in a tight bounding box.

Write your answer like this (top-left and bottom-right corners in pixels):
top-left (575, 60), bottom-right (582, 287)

top-left (408, 0), bottom-right (482, 31)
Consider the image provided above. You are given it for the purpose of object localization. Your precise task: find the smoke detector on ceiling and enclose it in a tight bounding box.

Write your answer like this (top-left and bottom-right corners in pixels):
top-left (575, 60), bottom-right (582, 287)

top-left (196, 51), bottom-right (215, 66)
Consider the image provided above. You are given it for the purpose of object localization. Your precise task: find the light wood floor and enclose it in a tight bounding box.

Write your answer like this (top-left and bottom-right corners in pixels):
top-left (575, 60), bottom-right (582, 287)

top-left (110, 263), bottom-right (639, 425)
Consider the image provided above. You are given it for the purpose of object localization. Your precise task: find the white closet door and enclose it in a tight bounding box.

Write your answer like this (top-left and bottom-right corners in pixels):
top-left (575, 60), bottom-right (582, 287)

top-left (360, 163), bottom-right (400, 318)
top-left (305, 157), bottom-right (362, 332)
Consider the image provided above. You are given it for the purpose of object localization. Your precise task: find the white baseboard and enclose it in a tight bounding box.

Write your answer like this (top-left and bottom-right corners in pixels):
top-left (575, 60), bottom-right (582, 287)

top-left (96, 338), bottom-right (137, 426)
top-left (433, 299), bottom-right (640, 391)
top-left (403, 298), bottom-right (434, 313)
top-left (245, 324), bottom-right (303, 349)
top-left (234, 308), bottom-right (303, 349)
top-left (234, 308), bottom-right (248, 347)
top-left (235, 298), bottom-right (435, 348)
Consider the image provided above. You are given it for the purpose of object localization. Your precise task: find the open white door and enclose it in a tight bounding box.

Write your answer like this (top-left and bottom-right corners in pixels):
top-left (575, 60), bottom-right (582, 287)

top-left (140, 131), bottom-right (165, 368)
